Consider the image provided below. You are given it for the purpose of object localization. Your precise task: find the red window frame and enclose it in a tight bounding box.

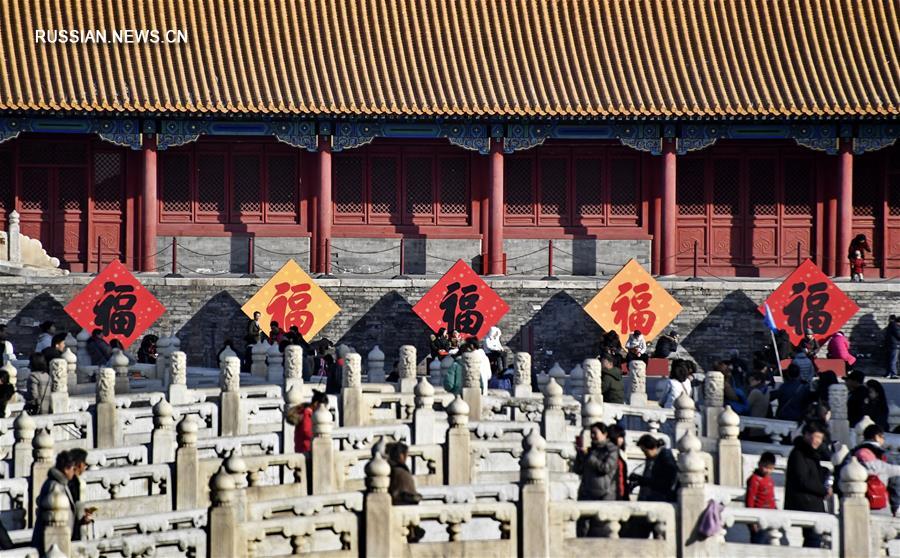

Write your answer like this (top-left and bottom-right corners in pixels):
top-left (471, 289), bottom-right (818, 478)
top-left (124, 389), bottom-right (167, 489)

top-left (158, 139), bottom-right (303, 225)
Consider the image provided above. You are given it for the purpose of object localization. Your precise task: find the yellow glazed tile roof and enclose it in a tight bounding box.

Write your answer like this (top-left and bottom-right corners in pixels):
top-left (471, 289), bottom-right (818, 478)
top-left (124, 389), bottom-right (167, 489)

top-left (1, 0), bottom-right (898, 118)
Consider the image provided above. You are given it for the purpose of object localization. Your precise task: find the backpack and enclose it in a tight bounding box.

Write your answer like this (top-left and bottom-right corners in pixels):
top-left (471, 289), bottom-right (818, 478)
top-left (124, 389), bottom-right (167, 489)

top-left (866, 474), bottom-right (889, 510)
top-left (697, 499), bottom-right (724, 538)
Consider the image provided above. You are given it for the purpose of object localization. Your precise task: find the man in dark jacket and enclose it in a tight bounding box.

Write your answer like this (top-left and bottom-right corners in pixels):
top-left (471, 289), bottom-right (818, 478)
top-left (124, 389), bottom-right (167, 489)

top-left (785, 422), bottom-right (830, 548)
top-left (86, 329), bottom-right (112, 365)
top-left (41, 332), bottom-right (68, 363)
top-left (652, 330), bottom-right (679, 358)
top-left (771, 364), bottom-right (810, 422)
top-left (32, 450), bottom-right (93, 552)
top-left (885, 315), bottom-right (900, 379)
top-left (573, 422), bottom-right (619, 536)
top-left (845, 370), bottom-right (868, 427)
top-left (600, 356), bottom-right (625, 404)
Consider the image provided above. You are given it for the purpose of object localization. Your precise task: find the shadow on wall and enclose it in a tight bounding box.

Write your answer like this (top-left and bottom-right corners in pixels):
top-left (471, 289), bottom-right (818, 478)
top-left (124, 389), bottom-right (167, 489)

top-left (7, 292), bottom-right (80, 355)
top-left (849, 312), bottom-right (886, 374)
top-left (680, 289), bottom-right (766, 371)
top-left (507, 290), bottom-right (603, 374)
top-left (177, 290), bottom-right (249, 367)
top-left (332, 291), bottom-right (428, 369)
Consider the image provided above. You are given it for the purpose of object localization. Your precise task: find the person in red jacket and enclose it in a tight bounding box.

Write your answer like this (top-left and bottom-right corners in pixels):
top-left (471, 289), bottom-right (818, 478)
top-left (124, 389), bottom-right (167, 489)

top-left (288, 390), bottom-right (328, 454)
top-left (746, 452), bottom-right (777, 544)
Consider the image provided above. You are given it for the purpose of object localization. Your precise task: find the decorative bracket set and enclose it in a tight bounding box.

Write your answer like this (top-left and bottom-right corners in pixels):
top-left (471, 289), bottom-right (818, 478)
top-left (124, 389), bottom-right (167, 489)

top-left (0, 117), bottom-right (896, 156)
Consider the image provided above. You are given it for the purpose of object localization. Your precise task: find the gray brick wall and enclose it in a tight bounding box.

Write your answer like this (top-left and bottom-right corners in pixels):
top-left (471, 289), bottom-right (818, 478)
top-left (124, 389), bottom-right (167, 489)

top-left (0, 276), bottom-right (897, 376)
top-left (156, 236), bottom-right (311, 275)
top-left (331, 238), bottom-right (480, 276)
top-left (504, 239), bottom-right (651, 276)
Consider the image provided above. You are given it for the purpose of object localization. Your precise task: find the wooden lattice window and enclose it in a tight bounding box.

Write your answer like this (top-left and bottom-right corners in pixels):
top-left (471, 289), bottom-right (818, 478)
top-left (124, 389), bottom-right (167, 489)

top-left (575, 158), bottom-right (603, 219)
top-left (748, 159), bottom-right (777, 216)
top-left (890, 174), bottom-right (900, 217)
top-left (57, 170), bottom-right (85, 211)
top-left (232, 154), bottom-right (262, 217)
top-left (609, 158), bottom-right (638, 219)
top-left (713, 159), bottom-right (740, 215)
top-left (20, 168), bottom-right (50, 210)
top-left (539, 158), bottom-right (568, 223)
top-left (439, 157), bottom-right (468, 218)
top-left (196, 152), bottom-right (226, 218)
top-left (160, 141), bottom-right (301, 224)
top-left (19, 141), bottom-right (86, 165)
top-left (782, 158), bottom-right (813, 216)
top-left (678, 158), bottom-right (706, 215)
top-left (334, 156), bottom-right (365, 218)
top-left (505, 157), bottom-right (535, 224)
top-left (405, 157), bottom-right (433, 217)
top-left (93, 152), bottom-right (123, 212)
top-left (267, 155), bottom-right (297, 215)
top-left (853, 163), bottom-right (881, 218)
top-left (370, 157), bottom-right (398, 220)
top-left (0, 151), bottom-right (12, 214)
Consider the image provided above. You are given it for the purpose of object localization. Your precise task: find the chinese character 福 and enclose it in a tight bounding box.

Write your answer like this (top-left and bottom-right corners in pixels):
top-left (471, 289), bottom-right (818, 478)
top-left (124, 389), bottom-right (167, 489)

top-left (92, 282), bottom-right (137, 337)
top-left (439, 282), bottom-right (484, 335)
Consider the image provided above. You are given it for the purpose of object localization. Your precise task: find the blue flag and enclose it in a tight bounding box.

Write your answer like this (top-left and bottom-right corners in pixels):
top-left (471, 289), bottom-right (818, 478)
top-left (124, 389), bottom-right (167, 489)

top-left (763, 303), bottom-right (778, 333)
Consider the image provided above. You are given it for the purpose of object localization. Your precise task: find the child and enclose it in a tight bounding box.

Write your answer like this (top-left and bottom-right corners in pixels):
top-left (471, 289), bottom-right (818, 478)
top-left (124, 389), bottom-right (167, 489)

top-left (851, 249), bottom-right (865, 282)
top-left (745, 452), bottom-right (777, 543)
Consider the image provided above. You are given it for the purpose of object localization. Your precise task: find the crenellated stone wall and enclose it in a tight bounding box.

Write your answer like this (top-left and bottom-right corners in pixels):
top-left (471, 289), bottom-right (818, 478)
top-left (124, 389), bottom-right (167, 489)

top-left (0, 276), bottom-right (897, 372)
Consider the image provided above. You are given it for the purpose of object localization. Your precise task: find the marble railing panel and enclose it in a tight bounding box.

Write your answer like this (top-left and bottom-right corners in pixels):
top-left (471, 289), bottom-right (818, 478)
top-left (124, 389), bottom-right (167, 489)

top-left (86, 508), bottom-right (206, 540)
top-left (243, 511), bottom-right (358, 556)
top-left (71, 526), bottom-right (206, 557)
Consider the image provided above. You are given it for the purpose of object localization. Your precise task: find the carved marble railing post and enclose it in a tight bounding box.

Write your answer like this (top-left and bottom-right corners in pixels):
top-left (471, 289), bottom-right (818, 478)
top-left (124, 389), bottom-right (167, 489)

top-left (367, 345), bottom-right (385, 383)
top-left (31, 428), bottom-right (54, 525)
top-left (548, 362), bottom-right (566, 391)
top-left (75, 329), bottom-right (91, 380)
top-left (283, 345), bottom-right (304, 394)
top-left (628, 359), bottom-right (648, 406)
top-left (311, 405), bottom-right (336, 494)
top-left (151, 397), bottom-right (176, 463)
top-left (398, 345), bottom-right (418, 392)
top-left (175, 415), bottom-right (201, 510)
top-left (677, 432), bottom-right (714, 557)
top-left (40, 483), bottom-right (72, 556)
top-left (582, 358), bottom-right (603, 407)
top-left (209, 467), bottom-right (244, 558)
top-left (167, 351), bottom-right (189, 404)
top-left (829, 383), bottom-right (851, 447)
top-left (513, 352), bottom-right (532, 397)
top-left (340, 352), bottom-right (365, 427)
top-left (520, 430), bottom-right (549, 557)
top-left (2, 360), bottom-right (17, 399)
top-left (63, 346), bottom-right (77, 390)
top-left (567, 363), bottom-right (584, 398)
top-left (110, 348), bottom-right (130, 393)
top-left (219, 356), bottom-right (244, 436)
top-left (365, 451), bottom-right (394, 557)
top-left (461, 351), bottom-right (483, 421)
top-left (250, 341), bottom-right (269, 378)
top-left (580, 401), bottom-right (603, 453)
top-left (540, 378), bottom-right (566, 443)
top-left (218, 344), bottom-right (237, 369)
top-left (413, 377), bottom-right (436, 445)
top-left (95, 367), bottom-right (121, 448)
top-left (156, 335), bottom-right (172, 383)
top-left (48, 358), bottom-right (68, 413)
top-left (447, 396), bottom-right (471, 485)
top-left (703, 371), bottom-right (724, 439)
top-left (8, 210), bottom-right (20, 263)
top-left (674, 392), bottom-right (696, 443)
top-left (282, 385), bottom-right (303, 453)
top-left (13, 411), bottom-right (35, 477)
top-left (717, 406), bottom-right (741, 487)
top-left (839, 456), bottom-right (870, 557)
top-left (266, 343), bottom-right (284, 384)
top-left (224, 452), bottom-right (249, 522)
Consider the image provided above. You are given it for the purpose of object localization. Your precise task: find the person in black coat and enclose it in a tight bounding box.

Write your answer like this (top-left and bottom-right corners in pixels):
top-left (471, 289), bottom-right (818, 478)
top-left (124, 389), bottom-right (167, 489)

top-left (885, 315), bottom-right (900, 379)
top-left (845, 370), bottom-right (868, 427)
top-left (784, 422), bottom-right (830, 548)
top-left (652, 330), bottom-right (679, 358)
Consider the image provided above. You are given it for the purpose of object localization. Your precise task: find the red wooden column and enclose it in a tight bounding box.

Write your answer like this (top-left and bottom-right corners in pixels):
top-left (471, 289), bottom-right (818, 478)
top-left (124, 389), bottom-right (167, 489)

top-left (660, 138), bottom-right (677, 276)
top-left (824, 155), bottom-right (839, 276)
top-left (141, 134), bottom-right (158, 272)
top-left (316, 136), bottom-right (332, 274)
top-left (837, 139), bottom-right (853, 277)
top-left (488, 138), bottom-right (505, 275)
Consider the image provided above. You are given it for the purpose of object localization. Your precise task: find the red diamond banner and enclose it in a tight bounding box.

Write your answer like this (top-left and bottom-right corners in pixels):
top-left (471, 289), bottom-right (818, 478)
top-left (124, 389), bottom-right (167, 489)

top-left (64, 260), bottom-right (166, 349)
top-left (412, 259), bottom-right (509, 339)
top-left (758, 259), bottom-right (859, 347)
